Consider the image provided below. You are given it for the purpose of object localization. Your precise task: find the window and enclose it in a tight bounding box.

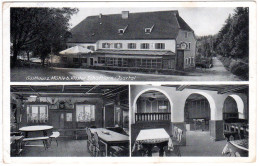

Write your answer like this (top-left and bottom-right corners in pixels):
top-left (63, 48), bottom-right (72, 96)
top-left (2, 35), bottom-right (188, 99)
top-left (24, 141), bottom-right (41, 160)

top-left (155, 43), bottom-right (165, 49)
top-left (145, 25), bottom-right (155, 34)
top-left (140, 43), bottom-right (150, 49)
top-left (184, 32), bottom-right (188, 38)
top-left (26, 105), bottom-right (48, 123)
top-left (118, 29), bottom-right (124, 34)
top-left (128, 43), bottom-right (136, 49)
top-left (145, 28), bottom-right (152, 33)
top-left (81, 58), bottom-right (87, 63)
top-left (114, 43), bottom-right (122, 49)
top-left (98, 57), bottom-right (105, 63)
top-left (185, 58), bottom-right (188, 64)
top-left (66, 113), bottom-right (72, 122)
top-left (188, 43), bottom-right (191, 49)
top-left (118, 58), bottom-right (122, 66)
top-left (191, 57), bottom-right (194, 64)
top-left (123, 58), bottom-right (128, 66)
top-left (102, 43), bottom-right (110, 48)
top-left (73, 58), bottom-right (79, 63)
top-left (76, 105), bottom-right (95, 122)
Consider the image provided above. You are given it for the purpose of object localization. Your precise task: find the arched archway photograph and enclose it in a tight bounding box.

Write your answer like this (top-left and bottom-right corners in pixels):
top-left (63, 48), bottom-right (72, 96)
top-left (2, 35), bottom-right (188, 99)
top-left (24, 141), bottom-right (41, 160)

top-left (131, 85), bottom-right (249, 157)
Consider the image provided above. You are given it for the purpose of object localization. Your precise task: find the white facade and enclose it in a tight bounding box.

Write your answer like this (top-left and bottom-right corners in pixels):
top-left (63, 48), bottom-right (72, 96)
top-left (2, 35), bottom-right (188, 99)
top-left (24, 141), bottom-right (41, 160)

top-left (96, 39), bottom-right (176, 53)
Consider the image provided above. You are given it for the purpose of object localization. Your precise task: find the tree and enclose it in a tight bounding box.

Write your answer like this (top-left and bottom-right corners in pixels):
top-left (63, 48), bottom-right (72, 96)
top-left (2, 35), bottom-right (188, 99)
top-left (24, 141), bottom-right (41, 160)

top-left (11, 8), bottom-right (78, 67)
top-left (214, 7), bottom-right (249, 60)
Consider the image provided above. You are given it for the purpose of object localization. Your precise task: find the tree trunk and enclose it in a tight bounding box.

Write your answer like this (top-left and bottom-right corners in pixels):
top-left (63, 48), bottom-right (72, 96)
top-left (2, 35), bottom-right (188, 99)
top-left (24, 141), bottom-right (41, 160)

top-left (41, 58), bottom-right (45, 66)
top-left (11, 48), bottom-right (18, 68)
top-left (27, 51), bottom-right (30, 62)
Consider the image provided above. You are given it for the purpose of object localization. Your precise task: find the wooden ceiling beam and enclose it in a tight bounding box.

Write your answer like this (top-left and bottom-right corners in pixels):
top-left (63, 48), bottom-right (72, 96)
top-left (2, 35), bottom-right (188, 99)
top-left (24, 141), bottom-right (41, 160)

top-left (86, 85), bottom-right (99, 94)
top-left (218, 85), bottom-right (248, 94)
top-left (176, 85), bottom-right (189, 91)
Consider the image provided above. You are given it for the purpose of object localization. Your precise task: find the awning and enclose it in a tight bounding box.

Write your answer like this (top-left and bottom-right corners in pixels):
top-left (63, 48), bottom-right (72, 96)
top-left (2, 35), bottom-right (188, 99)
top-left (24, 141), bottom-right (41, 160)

top-left (95, 49), bottom-right (175, 56)
top-left (59, 45), bottom-right (93, 55)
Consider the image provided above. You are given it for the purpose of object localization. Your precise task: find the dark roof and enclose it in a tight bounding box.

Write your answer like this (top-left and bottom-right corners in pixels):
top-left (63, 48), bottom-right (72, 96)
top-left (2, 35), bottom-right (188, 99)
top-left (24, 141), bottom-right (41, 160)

top-left (95, 49), bottom-right (175, 56)
top-left (68, 10), bottom-right (194, 43)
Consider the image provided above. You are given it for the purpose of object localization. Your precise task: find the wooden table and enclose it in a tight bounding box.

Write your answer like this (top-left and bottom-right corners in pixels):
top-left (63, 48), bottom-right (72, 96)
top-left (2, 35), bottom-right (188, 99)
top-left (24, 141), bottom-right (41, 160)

top-left (19, 125), bottom-right (53, 137)
top-left (134, 128), bottom-right (170, 156)
top-left (89, 128), bottom-right (129, 156)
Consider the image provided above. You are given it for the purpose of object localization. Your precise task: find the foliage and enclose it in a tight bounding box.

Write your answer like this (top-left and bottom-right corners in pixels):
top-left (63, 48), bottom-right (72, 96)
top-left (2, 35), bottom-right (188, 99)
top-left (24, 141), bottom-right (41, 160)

top-left (11, 8), bottom-right (78, 67)
top-left (196, 35), bottom-right (216, 58)
top-left (214, 7), bottom-right (249, 60)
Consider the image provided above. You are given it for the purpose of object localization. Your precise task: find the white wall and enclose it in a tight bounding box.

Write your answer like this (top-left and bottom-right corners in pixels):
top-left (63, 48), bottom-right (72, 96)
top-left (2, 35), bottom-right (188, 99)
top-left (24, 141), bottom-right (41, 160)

top-left (96, 39), bottom-right (176, 53)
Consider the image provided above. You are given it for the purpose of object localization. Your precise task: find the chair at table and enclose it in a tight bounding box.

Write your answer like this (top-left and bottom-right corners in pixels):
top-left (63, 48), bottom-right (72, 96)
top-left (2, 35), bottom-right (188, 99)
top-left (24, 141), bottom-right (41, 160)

top-left (109, 143), bottom-right (129, 157)
top-left (49, 131), bottom-right (60, 147)
top-left (166, 127), bottom-right (183, 156)
top-left (11, 135), bottom-right (24, 156)
top-left (93, 132), bottom-right (106, 157)
top-left (86, 128), bottom-right (95, 156)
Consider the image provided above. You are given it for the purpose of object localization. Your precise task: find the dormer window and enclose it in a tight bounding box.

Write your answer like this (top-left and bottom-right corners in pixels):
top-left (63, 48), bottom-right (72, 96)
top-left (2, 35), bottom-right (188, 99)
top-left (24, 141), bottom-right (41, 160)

top-left (118, 25), bottom-right (128, 35)
top-left (145, 25), bottom-right (155, 34)
top-left (118, 29), bottom-right (124, 34)
top-left (145, 28), bottom-right (151, 33)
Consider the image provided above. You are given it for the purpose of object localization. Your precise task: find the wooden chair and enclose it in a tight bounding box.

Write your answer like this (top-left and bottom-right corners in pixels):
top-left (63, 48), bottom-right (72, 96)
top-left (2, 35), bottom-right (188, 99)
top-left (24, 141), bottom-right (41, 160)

top-left (93, 132), bottom-right (106, 157)
top-left (109, 145), bottom-right (129, 157)
top-left (167, 127), bottom-right (183, 156)
top-left (49, 131), bottom-right (60, 147)
top-left (86, 128), bottom-right (95, 156)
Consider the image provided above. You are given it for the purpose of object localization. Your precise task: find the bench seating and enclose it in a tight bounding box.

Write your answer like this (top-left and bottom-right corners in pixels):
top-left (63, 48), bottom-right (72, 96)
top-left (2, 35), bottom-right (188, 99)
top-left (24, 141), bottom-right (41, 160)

top-left (49, 131), bottom-right (60, 147)
top-left (22, 137), bottom-right (49, 150)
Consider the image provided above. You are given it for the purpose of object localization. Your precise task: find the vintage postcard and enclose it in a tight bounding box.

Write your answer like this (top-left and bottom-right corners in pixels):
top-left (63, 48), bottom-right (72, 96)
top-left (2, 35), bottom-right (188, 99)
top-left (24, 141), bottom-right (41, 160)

top-left (1, 0), bottom-right (257, 164)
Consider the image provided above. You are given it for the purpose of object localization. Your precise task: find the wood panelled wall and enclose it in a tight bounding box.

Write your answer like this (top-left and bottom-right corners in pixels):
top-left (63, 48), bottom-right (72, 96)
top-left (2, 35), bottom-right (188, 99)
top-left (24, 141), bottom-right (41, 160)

top-left (184, 99), bottom-right (210, 121)
top-left (223, 96), bottom-right (238, 113)
top-left (137, 98), bottom-right (170, 113)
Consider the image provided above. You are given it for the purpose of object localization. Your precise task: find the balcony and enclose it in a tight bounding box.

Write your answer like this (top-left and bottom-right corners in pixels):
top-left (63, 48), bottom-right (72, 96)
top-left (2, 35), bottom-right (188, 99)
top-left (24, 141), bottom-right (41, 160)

top-left (135, 112), bottom-right (171, 122)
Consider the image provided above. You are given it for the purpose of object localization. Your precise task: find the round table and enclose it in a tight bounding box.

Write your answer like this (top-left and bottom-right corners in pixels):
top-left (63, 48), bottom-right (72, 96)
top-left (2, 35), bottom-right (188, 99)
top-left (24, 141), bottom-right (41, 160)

top-left (19, 125), bottom-right (53, 137)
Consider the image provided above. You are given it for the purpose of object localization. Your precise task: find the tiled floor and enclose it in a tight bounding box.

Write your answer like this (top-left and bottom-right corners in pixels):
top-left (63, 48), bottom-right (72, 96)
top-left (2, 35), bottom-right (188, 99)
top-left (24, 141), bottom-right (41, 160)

top-left (152, 131), bottom-right (227, 157)
top-left (181, 131), bottom-right (227, 156)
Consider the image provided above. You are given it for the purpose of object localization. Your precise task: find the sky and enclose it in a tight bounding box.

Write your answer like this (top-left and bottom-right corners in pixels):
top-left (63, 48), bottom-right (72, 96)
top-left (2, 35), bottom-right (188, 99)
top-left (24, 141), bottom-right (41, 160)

top-left (69, 7), bottom-right (236, 36)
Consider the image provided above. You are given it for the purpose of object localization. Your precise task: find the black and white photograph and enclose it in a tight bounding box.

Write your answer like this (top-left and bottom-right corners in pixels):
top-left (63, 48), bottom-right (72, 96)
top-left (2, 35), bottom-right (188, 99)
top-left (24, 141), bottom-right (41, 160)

top-left (130, 85), bottom-right (249, 157)
top-left (10, 7), bottom-right (249, 82)
top-left (1, 0), bottom-right (257, 164)
top-left (10, 85), bottom-right (129, 157)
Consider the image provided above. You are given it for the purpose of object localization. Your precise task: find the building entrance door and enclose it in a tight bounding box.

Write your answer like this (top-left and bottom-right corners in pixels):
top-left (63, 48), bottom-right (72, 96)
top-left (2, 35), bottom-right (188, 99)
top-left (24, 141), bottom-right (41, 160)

top-left (176, 50), bottom-right (184, 70)
top-left (90, 58), bottom-right (94, 66)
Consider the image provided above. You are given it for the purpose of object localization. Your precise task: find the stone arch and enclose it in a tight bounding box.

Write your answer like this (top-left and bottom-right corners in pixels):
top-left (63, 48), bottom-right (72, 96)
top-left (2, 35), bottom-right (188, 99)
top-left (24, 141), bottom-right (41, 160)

top-left (132, 88), bottom-right (173, 123)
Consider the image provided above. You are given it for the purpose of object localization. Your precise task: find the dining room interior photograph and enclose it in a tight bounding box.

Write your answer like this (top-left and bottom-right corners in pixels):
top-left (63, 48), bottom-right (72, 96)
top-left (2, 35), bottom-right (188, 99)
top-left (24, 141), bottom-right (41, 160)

top-left (130, 84), bottom-right (249, 157)
top-left (10, 85), bottom-right (129, 157)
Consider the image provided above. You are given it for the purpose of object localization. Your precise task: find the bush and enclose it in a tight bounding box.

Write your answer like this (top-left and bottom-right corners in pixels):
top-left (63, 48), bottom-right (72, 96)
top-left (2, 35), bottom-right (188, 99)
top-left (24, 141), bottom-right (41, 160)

top-left (218, 55), bottom-right (248, 80)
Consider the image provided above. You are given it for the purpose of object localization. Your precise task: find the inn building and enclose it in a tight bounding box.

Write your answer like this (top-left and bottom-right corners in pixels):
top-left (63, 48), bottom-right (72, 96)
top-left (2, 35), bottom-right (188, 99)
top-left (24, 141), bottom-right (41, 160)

top-left (63, 10), bottom-right (196, 71)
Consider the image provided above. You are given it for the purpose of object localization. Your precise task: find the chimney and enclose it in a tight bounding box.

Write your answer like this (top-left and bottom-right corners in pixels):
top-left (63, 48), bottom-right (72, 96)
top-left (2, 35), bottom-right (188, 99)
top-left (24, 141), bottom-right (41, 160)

top-left (122, 11), bottom-right (129, 19)
top-left (99, 13), bottom-right (102, 19)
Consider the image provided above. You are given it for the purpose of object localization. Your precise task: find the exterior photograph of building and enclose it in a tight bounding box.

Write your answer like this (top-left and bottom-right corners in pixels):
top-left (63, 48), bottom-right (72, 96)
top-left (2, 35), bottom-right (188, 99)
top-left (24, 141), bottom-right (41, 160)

top-left (10, 7), bottom-right (248, 81)
top-left (63, 10), bottom-right (196, 72)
